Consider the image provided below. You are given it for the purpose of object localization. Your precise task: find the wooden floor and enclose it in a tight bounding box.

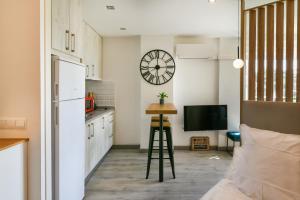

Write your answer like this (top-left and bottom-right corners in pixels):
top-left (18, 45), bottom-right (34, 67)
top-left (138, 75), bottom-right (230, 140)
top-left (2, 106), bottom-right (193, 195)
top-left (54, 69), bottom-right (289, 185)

top-left (85, 149), bottom-right (232, 200)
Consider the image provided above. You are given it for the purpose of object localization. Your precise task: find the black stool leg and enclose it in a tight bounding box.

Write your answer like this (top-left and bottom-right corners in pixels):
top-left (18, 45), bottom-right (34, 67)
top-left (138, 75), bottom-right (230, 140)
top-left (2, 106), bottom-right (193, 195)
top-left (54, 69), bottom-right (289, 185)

top-left (166, 129), bottom-right (175, 179)
top-left (146, 128), bottom-right (155, 179)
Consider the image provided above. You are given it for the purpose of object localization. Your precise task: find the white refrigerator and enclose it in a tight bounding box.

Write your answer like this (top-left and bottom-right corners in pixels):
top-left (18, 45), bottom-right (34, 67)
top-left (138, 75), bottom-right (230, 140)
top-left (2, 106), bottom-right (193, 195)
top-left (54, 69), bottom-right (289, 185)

top-left (52, 55), bottom-right (85, 200)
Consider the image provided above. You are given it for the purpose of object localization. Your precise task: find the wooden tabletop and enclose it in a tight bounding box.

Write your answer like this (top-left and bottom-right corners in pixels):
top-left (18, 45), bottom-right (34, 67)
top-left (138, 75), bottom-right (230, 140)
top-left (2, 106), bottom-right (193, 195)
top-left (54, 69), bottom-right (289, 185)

top-left (0, 138), bottom-right (29, 151)
top-left (145, 103), bottom-right (177, 114)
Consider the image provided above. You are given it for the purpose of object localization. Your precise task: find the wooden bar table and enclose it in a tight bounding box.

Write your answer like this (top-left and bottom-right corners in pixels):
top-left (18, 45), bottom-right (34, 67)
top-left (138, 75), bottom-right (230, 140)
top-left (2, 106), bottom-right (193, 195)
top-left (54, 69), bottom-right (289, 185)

top-left (145, 103), bottom-right (177, 182)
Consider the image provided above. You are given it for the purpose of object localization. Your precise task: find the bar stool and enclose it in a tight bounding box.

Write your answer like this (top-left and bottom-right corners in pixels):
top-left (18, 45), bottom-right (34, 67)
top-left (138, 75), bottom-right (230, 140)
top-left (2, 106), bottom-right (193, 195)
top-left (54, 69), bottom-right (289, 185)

top-left (226, 131), bottom-right (241, 155)
top-left (151, 116), bottom-right (168, 122)
top-left (146, 121), bottom-right (175, 179)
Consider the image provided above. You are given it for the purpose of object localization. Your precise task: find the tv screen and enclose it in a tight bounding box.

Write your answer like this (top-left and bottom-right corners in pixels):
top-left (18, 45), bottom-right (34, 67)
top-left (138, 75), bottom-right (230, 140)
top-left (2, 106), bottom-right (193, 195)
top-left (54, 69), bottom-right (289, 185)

top-left (184, 105), bottom-right (227, 131)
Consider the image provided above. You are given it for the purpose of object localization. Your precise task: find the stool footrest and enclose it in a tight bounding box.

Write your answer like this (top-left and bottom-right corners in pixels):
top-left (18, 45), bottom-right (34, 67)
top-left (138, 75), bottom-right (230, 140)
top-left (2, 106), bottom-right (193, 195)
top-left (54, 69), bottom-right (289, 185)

top-left (152, 148), bottom-right (169, 151)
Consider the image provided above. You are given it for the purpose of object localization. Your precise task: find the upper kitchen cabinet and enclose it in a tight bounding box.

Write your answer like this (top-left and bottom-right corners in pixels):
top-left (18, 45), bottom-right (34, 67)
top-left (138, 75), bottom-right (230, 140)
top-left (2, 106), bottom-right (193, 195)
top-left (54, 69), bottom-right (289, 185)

top-left (83, 22), bottom-right (103, 80)
top-left (52, 0), bottom-right (83, 59)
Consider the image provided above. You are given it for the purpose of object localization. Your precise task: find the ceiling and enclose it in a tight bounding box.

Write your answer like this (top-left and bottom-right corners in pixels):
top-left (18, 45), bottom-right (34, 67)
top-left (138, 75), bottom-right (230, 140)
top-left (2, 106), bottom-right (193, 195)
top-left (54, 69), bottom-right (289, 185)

top-left (83, 0), bottom-right (239, 37)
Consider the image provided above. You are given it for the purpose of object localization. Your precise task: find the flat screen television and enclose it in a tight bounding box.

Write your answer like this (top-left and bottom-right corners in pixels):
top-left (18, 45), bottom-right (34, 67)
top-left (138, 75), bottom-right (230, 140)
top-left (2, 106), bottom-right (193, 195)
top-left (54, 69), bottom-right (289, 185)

top-left (184, 105), bottom-right (227, 131)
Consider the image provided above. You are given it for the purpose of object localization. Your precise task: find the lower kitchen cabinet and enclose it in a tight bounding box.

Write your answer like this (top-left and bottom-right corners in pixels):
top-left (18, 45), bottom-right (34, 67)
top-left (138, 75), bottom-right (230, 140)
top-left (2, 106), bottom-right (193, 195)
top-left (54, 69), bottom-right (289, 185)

top-left (85, 112), bottom-right (114, 177)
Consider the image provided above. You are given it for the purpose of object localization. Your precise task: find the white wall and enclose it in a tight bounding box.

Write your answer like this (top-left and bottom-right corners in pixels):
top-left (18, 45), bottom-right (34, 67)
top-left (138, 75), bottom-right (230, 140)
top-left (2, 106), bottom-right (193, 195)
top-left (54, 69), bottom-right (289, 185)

top-left (140, 36), bottom-right (174, 149)
top-left (173, 59), bottom-right (219, 146)
top-left (101, 36), bottom-right (240, 149)
top-left (102, 37), bottom-right (141, 145)
top-left (218, 38), bottom-right (240, 147)
top-left (0, 1), bottom-right (41, 200)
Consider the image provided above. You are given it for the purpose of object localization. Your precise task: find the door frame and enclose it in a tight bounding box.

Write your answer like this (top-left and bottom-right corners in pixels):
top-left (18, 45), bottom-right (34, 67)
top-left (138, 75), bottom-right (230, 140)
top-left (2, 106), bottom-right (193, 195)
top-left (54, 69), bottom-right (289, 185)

top-left (40, 0), bottom-right (52, 199)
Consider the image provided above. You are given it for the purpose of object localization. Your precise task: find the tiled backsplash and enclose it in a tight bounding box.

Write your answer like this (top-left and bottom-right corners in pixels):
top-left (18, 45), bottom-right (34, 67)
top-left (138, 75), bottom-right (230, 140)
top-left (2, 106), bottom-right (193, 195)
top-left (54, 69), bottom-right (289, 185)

top-left (86, 80), bottom-right (115, 107)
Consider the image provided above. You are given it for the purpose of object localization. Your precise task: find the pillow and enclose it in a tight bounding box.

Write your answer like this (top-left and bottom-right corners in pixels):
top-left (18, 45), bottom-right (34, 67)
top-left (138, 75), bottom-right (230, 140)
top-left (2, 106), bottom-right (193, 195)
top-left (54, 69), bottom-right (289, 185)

top-left (226, 147), bottom-right (263, 199)
top-left (240, 124), bottom-right (300, 156)
top-left (227, 125), bottom-right (300, 200)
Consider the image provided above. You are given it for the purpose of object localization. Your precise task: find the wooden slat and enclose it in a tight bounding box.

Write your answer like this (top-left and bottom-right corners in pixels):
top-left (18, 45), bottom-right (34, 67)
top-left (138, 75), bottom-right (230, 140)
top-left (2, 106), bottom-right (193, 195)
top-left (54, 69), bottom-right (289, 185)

top-left (297, 0), bottom-right (300, 102)
top-left (266, 5), bottom-right (274, 101)
top-left (257, 8), bottom-right (265, 101)
top-left (248, 10), bottom-right (257, 101)
top-left (240, 0), bottom-right (245, 122)
top-left (286, 0), bottom-right (294, 102)
top-left (276, 2), bottom-right (284, 102)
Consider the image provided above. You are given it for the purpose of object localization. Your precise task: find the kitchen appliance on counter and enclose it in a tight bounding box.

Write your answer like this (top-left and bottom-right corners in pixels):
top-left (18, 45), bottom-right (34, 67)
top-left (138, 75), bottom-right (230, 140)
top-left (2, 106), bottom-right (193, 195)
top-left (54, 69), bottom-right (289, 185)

top-left (52, 55), bottom-right (85, 200)
top-left (85, 93), bottom-right (95, 113)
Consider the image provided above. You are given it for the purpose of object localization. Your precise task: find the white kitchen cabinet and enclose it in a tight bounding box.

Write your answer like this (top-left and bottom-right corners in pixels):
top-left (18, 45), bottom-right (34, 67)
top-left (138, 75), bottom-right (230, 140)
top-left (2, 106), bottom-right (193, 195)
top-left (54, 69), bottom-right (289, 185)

top-left (52, 0), bottom-right (83, 59)
top-left (85, 112), bottom-right (114, 177)
top-left (69, 0), bottom-right (83, 58)
top-left (52, 0), bottom-right (70, 54)
top-left (104, 113), bottom-right (114, 151)
top-left (0, 140), bottom-right (28, 200)
top-left (83, 22), bottom-right (103, 80)
top-left (85, 123), bottom-right (91, 177)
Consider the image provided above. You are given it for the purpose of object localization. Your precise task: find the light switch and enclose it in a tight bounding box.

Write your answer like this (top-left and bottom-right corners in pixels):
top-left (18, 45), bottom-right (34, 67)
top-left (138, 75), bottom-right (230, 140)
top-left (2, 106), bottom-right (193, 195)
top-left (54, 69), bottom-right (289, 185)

top-left (0, 120), bottom-right (6, 128)
top-left (0, 118), bottom-right (27, 129)
top-left (6, 120), bottom-right (15, 128)
top-left (15, 120), bottom-right (26, 128)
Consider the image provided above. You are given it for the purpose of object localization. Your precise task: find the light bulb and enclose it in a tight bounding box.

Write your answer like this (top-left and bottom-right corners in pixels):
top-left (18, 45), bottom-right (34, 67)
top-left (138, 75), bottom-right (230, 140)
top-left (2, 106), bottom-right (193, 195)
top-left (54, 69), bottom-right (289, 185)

top-left (233, 58), bottom-right (244, 69)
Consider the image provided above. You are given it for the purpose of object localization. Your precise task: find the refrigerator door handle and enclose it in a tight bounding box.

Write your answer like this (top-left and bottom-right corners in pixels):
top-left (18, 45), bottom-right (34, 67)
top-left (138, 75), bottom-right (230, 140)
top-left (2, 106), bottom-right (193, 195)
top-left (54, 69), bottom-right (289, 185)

top-left (91, 123), bottom-right (95, 137)
top-left (55, 106), bottom-right (59, 126)
top-left (88, 124), bottom-right (91, 139)
top-left (55, 83), bottom-right (59, 98)
top-left (102, 117), bottom-right (105, 129)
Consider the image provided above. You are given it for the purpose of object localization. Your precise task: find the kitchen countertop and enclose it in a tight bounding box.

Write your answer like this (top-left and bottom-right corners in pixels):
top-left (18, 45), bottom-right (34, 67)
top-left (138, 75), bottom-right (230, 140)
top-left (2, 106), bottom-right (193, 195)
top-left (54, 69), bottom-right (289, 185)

top-left (0, 138), bottom-right (29, 151)
top-left (85, 107), bottom-right (114, 122)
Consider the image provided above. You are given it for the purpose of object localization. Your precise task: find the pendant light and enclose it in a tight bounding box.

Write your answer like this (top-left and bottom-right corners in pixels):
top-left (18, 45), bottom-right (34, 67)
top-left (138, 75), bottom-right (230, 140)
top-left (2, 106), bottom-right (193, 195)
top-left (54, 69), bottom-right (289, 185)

top-left (233, 0), bottom-right (244, 69)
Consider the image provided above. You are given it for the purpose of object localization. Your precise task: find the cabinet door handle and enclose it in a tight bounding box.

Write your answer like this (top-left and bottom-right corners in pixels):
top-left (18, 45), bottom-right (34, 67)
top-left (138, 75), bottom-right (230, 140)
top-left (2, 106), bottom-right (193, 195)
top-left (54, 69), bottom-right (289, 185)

top-left (86, 65), bottom-right (89, 78)
top-left (71, 33), bottom-right (75, 52)
top-left (92, 65), bottom-right (95, 76)
top-left (91, 123), bottom-right (95, 137)
top-left (65, 30), bottom-right (70, 51)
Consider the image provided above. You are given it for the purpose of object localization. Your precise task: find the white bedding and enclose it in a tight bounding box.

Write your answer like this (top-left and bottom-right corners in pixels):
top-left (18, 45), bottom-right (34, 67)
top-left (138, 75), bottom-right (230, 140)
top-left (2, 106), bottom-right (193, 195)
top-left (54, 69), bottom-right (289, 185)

top-left (200, 179), bottom-right (253, 200)
top-left (200, 125), bottom-right (300, 200)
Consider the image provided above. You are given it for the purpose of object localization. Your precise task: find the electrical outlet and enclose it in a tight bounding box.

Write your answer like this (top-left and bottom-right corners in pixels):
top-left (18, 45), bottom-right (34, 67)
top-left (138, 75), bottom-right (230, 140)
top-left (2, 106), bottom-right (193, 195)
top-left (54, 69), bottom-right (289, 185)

top-left (0, 118), bottom-right (27, 129)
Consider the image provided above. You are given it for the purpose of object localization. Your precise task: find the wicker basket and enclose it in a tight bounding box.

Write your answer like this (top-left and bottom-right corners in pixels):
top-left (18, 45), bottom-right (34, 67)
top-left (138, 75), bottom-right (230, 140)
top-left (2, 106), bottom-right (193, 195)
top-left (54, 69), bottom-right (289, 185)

top-left (191, 136), bottom-right (210, 151)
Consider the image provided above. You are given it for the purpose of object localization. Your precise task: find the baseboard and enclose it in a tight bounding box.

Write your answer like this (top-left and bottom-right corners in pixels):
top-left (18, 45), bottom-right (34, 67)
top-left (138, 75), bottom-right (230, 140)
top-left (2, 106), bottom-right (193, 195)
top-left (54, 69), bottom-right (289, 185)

top-left (112, 145), bottom-right (140, 149)
top-left (140, 145), bottom-right (221, 153)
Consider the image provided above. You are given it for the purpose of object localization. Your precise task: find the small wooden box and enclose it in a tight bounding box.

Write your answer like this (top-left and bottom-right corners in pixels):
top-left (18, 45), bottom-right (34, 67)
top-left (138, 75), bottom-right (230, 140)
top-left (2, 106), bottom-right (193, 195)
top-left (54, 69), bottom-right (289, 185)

top-left (191, 137), bottom-right (210, 151)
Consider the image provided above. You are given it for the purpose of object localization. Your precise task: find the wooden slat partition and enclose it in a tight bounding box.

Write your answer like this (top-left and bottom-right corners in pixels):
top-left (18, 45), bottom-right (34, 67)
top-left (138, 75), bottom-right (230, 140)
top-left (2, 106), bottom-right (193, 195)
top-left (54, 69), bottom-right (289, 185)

top-left (297, 0), bottom-right (300, 102)
top-left (266, 5), bottom-right (274, 101)
top-left (276, 2), bottom-right (284, 102)
top-left (248, 10), bottom-right (257, 101)
top-left (286, 0), bottom-right (295, 102)
top-left (257, 8), bottom-right (265, 101)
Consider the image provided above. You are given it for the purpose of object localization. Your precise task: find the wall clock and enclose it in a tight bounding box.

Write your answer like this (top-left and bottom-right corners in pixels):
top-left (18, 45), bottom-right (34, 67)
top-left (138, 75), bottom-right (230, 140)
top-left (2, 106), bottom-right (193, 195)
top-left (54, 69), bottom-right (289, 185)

top-left (140, 49), bottom-right (176, 85)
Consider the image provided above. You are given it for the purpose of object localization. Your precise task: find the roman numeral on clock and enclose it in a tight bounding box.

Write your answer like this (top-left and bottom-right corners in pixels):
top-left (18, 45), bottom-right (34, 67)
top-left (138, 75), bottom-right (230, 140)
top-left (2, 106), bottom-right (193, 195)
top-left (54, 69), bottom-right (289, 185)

top-left (142, 58), bottom-right (150, 64)
top-left (165, 58), bottom-right (173, 64)
top-left (148, 74), bottom-right (155, 83)
top-left (161, 74), bottom-right (168, 82)
top-left (142, 71), bottom-right (151, 79)
top-left (141, 66), bottom-right (149, 71)
top-left (166, 65), bottom-right (175, 69)
top-left (148, 52), bottom-right (154, 60)
top-left (166, 70), bottom-right (173, 77)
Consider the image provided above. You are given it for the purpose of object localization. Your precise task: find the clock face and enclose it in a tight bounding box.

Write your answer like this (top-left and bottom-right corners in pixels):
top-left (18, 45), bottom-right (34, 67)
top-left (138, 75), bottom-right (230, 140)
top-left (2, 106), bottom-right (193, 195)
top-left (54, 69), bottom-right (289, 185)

top-left (140, 49), bottom-right (175, 85)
